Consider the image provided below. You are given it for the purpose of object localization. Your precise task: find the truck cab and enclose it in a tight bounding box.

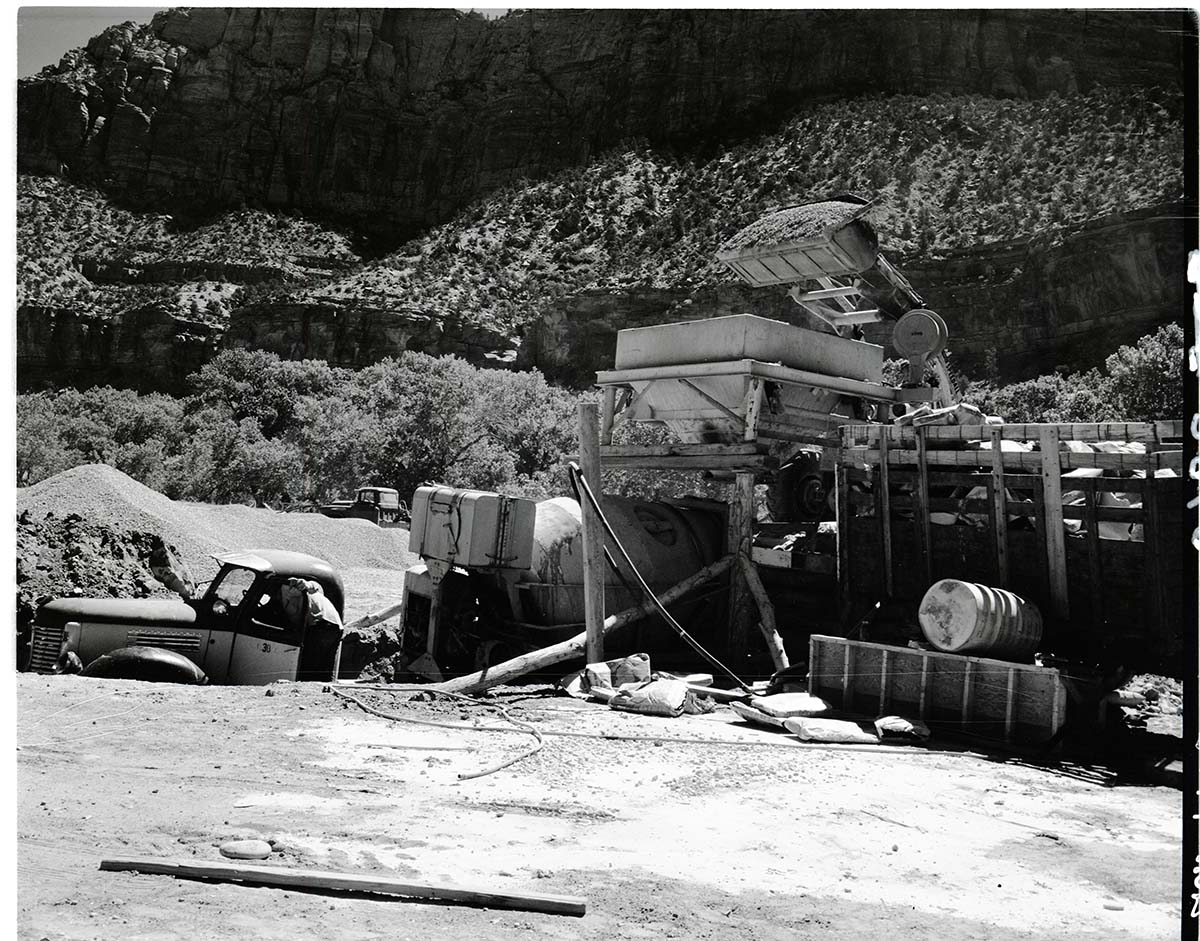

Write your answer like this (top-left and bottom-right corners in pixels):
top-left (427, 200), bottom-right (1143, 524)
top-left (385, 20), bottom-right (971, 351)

top-left (26, 550), bottom-right (346, 685)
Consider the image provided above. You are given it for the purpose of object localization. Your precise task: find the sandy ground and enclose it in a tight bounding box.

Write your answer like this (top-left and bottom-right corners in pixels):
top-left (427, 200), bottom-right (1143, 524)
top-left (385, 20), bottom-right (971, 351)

top-left (17, 675), bottom-right (1182, 941)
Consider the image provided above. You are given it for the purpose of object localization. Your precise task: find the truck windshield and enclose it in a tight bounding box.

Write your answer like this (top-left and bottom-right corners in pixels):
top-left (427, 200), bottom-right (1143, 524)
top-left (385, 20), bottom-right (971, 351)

top-left (211, 567), bottom-right (257, 609)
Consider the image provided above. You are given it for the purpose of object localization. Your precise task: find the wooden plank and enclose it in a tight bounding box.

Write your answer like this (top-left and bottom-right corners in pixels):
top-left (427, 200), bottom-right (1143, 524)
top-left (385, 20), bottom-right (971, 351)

top-left (989, 426), bottom-right (1009, 587)
top-left (679, 378), bottom-right (745, 428)
top-left (578, 404), bottom-right (606, 666)
top-left (1083, 479), bottom-right (1103, 649)
top-left (600, 442), bottom-right (766, 459)
top-left (743, 378), bottom-right (765, 442)
top-left (842, 421), bottom-right (1176, 445)
top-left (1039, 427), bottom-right (1070, 620)
top-left (807, 635), bottom-right (1067, 746)
top-left (726, 472), bottom-right (756, 662)
top-left (597, 359), bottom-right (897, 403)
top-left (612, 381), bottom-right (653, 426)
top-left (737, 554), bottom-right (789, 671)
top-left (599, 386), bottom-right (617, 446)
top-left (840, 447), bottom-right (1172, 473)
top-left (1004, 668), bottom-right (1016, 743)
top-left (835, 461), bottom-right (852, 621)
top-left (841, 642), bottom-right (854, 710)
top-left (594, 453), bottom-right (778, 471)
top-left (99, 858), bottom-right (587, 916)
top-left (1142, 453), bottom-right (1164, 644)
top-left (961, 661), bottom-right (974, 730)
top-left (879, 424), bottom-right (894, 597)
top-left (914, 426), bottom-right (933, 587)
top-left (919, 654), bottom-right (929, 718)
top-left (879, 649), bottom-right (890, 713)
top-left (1032, 477), bottom-right (1051, 605)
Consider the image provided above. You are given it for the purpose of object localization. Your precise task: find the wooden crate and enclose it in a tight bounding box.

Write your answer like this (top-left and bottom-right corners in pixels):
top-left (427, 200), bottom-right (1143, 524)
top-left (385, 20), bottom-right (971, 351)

top-left (808, 634), bottom-right (1069, 747)
top-left (835, 421), bottom-right (1184, 673)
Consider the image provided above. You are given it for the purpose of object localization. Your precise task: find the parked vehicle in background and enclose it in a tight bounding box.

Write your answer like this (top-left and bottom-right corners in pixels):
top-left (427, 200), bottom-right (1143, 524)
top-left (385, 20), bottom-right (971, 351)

top-left (318, 487), bottom-right (410, 528)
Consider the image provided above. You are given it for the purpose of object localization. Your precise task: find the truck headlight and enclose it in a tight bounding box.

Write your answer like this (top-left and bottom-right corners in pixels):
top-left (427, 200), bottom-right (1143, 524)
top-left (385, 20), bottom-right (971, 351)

top-left (59, 622), bottom-right (81, 658)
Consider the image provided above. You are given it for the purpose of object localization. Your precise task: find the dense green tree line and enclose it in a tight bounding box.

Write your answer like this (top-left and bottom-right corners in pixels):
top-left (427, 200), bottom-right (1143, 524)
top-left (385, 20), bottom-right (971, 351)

top-left (16, 350), bottom-right (580, 505)
top-left (16, 324), bottom-right (1182, 504)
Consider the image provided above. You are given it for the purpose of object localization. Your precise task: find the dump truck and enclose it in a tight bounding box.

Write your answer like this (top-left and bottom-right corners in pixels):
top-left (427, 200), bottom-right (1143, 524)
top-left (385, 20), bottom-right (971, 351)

top-left (25, 550), bottom-right (346, 685)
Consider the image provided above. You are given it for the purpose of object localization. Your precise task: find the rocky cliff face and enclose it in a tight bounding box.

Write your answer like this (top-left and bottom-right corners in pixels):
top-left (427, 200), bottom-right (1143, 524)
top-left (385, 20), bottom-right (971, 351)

top-left (18, 302), bottom-right (222, 392)
top-left (520, 202), bottom-right (1191, 387)
top-left (19, 8), bottom-right (1189, 244)
top-left (870, 203), bottom-right (1192, 378)
top-left (18, 202), bottom-right (1187, 392)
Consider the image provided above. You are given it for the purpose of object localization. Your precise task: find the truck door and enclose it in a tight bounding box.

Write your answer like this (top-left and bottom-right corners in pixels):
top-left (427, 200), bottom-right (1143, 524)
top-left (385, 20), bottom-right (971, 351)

top-left (225, 578), bottom-right (304, 685)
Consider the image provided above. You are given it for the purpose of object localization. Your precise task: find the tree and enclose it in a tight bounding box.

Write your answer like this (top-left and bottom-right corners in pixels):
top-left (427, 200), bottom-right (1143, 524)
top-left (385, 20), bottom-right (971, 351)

top-left (1105, 323), bottom-right (1184, 422)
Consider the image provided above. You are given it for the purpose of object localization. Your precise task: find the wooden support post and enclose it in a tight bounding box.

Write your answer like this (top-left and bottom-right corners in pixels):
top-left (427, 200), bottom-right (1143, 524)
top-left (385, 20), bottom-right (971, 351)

top-left (918, 654), bottom-right (929, 718)
top-left (989, 425), bottom-right (1009, 587)
top-left (1004, 668), bottom-right (1017, 744)
top-left (879, 649), bottom-right (889, 714)
top-left (1142, 454), bottom-right (1163, 645)
top-left (960, 660), bottom-right (974, 730)
top-left (1038, 426), bottom-right (1069, 620)
top-left (599, 387), bottom-right (617, 446)
top-left (915, 425), bottom-right (933, 587)
top-left (878, 425), bottom-right (893, 598)
top-left (743, 378), bottom-right (765, 442)
top-left (835, 461), bottom-right (852, 622)
top-left (841, 643), bottom-right (854, 710)
top-left (578, 403), bottom-right (605, 665)
top-left (1083, 479), bottom-right (1103, 656)
top-left (737, 553), bottom-right (788, 672)
top-left (726, 471), bottom-right (756, 663)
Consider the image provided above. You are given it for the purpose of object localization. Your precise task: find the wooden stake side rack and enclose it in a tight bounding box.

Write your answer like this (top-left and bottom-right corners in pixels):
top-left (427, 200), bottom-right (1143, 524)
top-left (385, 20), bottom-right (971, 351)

top-left (836, 421), bottom-right (1185, 672)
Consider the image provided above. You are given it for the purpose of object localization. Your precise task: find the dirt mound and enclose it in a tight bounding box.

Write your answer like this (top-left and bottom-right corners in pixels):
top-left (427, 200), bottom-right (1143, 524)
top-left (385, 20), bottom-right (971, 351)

top-left (17, 465), bottom-right (419, 630)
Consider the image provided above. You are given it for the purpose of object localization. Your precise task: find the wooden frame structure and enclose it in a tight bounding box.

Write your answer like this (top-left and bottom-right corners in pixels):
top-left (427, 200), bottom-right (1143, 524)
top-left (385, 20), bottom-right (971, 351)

top-left (592, 357), bottom-right (903, 663)
top-left (837, 421), bottom-right (1184, 671)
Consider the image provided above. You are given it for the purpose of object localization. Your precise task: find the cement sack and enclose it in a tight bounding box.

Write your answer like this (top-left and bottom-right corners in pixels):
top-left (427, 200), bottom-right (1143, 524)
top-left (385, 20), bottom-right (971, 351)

top-left (609, 678), bottom-right (713, 717)
top-left (560, 652), bottom-right (651, 699)
top-left (730, 700), bottom-right (787, 729)
top-left (749, 692), bottom-right (832, 718)
top-left (874, 715), bottom-right (932, 741)
top-left (783, 717), bottom-right (879, 744)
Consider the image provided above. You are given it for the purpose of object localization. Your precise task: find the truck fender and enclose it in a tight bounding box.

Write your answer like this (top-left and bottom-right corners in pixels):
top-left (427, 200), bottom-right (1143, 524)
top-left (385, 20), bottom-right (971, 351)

top-left (80, 646), bottom-right (209, 685)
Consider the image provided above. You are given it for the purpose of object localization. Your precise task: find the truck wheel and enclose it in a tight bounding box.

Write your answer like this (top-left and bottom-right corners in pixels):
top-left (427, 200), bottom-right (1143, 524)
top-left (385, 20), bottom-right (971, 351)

top-left (80, 646), bottom-right (208, 685)
top-left (768, 454), bottom-right (830, 522)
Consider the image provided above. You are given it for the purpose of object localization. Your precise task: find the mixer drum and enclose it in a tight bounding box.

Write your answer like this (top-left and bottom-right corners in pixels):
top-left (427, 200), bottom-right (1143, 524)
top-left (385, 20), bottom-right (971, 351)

top-left (517, 495), bottom-right (725, 626)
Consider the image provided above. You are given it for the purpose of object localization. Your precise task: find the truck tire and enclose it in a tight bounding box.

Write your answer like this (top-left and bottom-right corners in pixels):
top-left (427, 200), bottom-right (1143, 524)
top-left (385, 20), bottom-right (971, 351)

top-left (768, 454), bottom-right (831, 522)
top-left (80, 646), bottom-right (208, 685)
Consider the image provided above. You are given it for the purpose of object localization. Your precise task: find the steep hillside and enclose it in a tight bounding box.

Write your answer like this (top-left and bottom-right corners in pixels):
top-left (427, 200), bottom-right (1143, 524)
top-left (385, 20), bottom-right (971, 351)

top-left (15, 8), bottom-right (1190, 391)
top-left (298, 88), bottom-right (1183, 336)
top-left (18, 8), bottom-right (1190, 241)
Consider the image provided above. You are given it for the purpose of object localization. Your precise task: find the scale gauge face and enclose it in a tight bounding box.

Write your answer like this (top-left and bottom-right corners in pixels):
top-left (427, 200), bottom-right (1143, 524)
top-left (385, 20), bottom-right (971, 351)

top-left (892, 309), bottom-right (948, 360)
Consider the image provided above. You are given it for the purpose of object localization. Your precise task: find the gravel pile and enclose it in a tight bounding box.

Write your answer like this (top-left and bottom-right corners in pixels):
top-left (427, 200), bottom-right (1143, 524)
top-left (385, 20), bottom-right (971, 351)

top-left (17, 464), bottom-right (419, 628)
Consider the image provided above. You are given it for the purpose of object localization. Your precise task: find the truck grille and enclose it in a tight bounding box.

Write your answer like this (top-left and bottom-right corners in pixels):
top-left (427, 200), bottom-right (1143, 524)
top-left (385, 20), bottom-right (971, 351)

top-left (125, 630), bottom-right (202, 654)
top-left (28, 625), bottom-right (63, 674)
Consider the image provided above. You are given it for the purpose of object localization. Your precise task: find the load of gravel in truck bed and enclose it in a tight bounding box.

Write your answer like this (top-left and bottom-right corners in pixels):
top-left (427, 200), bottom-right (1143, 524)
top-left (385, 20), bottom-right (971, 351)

top-left (16, 464), bottom-right (418, 632)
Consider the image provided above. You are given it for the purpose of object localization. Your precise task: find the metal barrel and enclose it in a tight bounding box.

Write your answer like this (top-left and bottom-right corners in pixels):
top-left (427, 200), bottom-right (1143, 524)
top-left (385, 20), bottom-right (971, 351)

top-left (918, 579), bottom-right (1043, 662)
